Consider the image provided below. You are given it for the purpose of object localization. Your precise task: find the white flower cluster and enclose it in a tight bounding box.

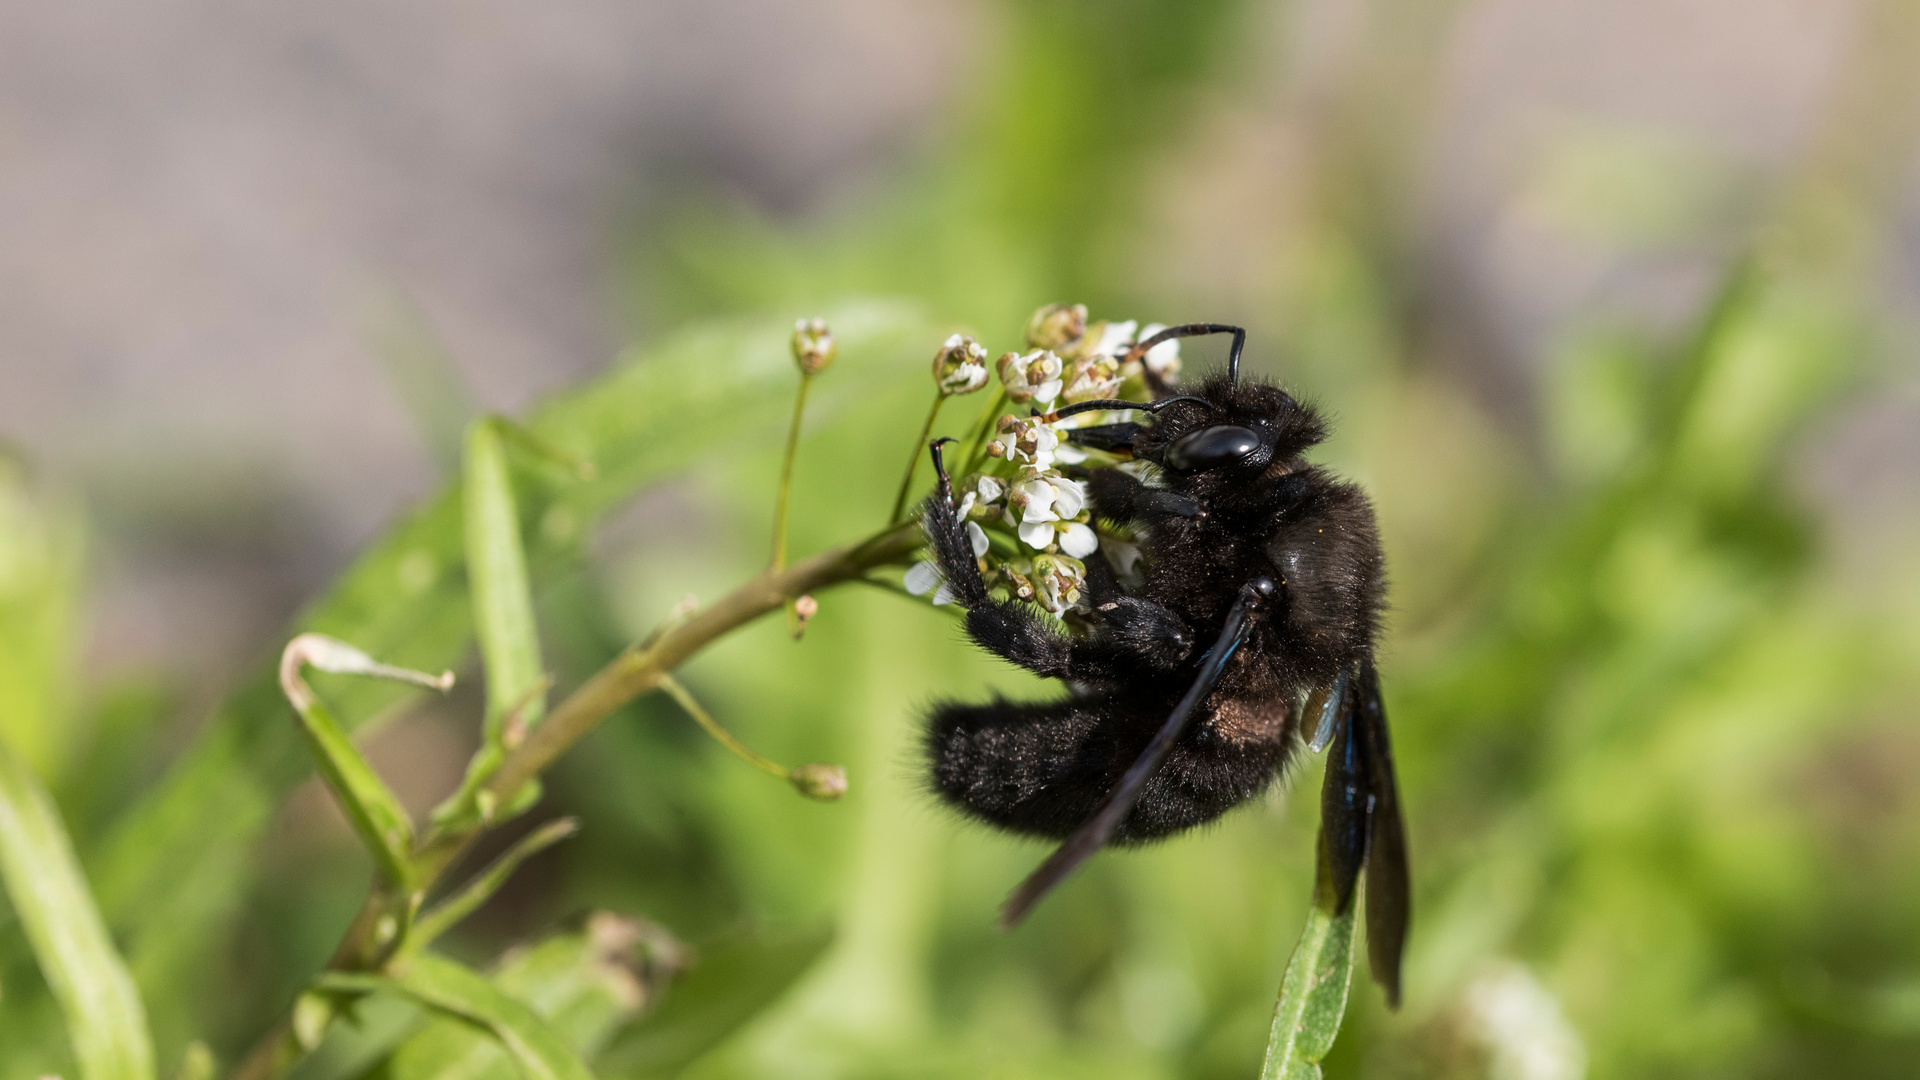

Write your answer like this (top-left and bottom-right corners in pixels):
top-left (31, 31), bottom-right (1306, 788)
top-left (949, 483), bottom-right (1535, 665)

top-left (906, 303), bottom-right (1183, 619)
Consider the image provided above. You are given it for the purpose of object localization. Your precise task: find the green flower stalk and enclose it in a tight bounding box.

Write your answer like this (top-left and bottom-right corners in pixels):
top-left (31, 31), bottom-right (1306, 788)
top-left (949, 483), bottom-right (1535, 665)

top-left (775, 318), bottom-right (836, 635)
top-left (889, 333), bottom-right (990, 522)
top-left (659, 674), bottom-right (846, 802)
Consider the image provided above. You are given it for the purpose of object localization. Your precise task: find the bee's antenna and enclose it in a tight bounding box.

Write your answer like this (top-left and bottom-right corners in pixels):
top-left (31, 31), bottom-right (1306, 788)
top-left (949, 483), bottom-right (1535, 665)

top-left (1120, 323), bottom-right (1248, 387)
top-left (1039, 396), bottom-right (1208, 422)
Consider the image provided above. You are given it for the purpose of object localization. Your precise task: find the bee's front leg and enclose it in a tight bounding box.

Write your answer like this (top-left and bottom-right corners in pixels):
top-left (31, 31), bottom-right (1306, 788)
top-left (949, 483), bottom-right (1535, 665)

top-left (1088, 468), bottom-right (1201, 526)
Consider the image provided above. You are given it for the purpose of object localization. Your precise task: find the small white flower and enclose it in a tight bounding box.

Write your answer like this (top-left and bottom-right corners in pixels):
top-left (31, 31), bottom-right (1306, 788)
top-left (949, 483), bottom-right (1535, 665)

top-left (1024, 350), bottom-right (1065, 407)
top-left (1031, 554), bottom-right (1087, 616)
top-left (904, 561), bottom-right (941, 596)
top-left (1058, 522), bottom-right (1099, 558)
top-left (1018, 517), bottom-right (1056, 550)
top-left (966, 520), bottom-right (989, 558)
top-left (996, 349), bottom-right (1064, 406)
top-left (933, 582), bottom-right (957, 605)
top-left (975, 475), bottom-right (1004, 503)
top-left (996, 416), bottom-right (1061, 469)
top-left (1045, 475), bottom-right (1087, 519)
top-left (1092, 320), bottom-right (1137, 358)
top-left (1052, 442), bottom-right (1088, 465)
top-left (933, 334), bottom-right (990, 395)
top-left (1012, 476), bottom-right (1058, 523)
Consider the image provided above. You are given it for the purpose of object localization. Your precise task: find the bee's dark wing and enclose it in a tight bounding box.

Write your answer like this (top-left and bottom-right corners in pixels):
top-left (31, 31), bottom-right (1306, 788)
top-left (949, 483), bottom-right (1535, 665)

top-left (1318, 668), bottom-right (1369, 913)
top-left (998, 580), bottom-right (1267, 928)
top-left (1358, 659), bottom-right (1409, 1008)
top-left (1318, 658), bottom-right (1410, 1008)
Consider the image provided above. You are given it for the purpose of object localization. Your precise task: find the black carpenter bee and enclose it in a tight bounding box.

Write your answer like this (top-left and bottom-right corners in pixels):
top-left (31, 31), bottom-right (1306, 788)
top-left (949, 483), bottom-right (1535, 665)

top-left (919, 323), bottom-right (1409, 1004)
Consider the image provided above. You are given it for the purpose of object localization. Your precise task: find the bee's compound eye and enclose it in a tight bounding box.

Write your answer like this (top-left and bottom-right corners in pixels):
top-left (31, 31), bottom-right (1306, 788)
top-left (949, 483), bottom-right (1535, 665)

top-left (1166, 424), bottom-right (1260, 471)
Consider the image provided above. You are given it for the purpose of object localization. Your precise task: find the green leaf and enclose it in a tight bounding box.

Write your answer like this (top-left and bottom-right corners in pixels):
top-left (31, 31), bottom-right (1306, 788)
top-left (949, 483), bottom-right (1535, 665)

top-left (279, 635), bottom-right (452, 889)
top-left (596, 925), bottom-right (832, 1077)
top-left (436, 417), bottom-right (593, 831)
top-left (297, 915), bottom-right (677, 1080)
top-left (87, 303), bottom-right (933, 1018)
top-left (1260, 889), bottom-right (1357, 1080)
top-left (0, 737), bottom-right (156, 1080)
top-left (321, 954), bottom-right (599, 1080)
top-left (465, 417), bottom-right (554, 741)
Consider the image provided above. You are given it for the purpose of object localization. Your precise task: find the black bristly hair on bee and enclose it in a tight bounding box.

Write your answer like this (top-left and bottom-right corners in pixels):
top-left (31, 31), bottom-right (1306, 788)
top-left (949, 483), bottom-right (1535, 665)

top-left (918, 322), bottom-right (1410, 1006)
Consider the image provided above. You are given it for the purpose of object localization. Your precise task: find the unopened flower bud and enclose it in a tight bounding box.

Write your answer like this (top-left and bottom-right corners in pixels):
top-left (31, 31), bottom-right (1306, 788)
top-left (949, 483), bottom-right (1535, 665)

top-left (791, 318), bottom-right (837, 375)
top-left (1025, 303), bottom-right (1088, 351)
top-left (791, 594), bottom-right (818, 640)
top-left (789, 762), bottom-right (848, 801)
top-left (932, 334), bottom-right (990, 395)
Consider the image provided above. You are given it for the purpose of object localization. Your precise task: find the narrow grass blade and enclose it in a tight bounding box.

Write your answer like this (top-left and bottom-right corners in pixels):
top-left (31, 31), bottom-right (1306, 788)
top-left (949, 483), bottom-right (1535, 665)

top-left (1261, 876), bottom-right (1358, 1080)
top-left (321, 955), bottom-right (596, 1080)
top-left (465, 417), bottom-right (552, 743)
top-left (0, 461), bottom-right (86, 780)
top-left (281, 634), bottom-right (452, 888)
top-left (405, 818), bottom-right (580, 956)
top-left (0, 738), bottom-right (156, 1080)
top-left (440, 417), bottom-right (592, 830)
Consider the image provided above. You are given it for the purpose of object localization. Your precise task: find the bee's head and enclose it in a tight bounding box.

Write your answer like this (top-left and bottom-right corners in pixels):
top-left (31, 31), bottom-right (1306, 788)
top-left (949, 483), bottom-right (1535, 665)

top-left (1037, 323), bottom-right (1325, 477)
top-left (1132, 375), bottom-right (1327, 476)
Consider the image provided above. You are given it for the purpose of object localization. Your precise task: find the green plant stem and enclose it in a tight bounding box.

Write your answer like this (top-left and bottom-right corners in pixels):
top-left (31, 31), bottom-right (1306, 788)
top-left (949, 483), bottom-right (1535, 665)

top-left (770, 373), bottom-right (813, 573)
top-left (226, 519), bottom-right (922, 1080)
top-left (960, 387), bottom-right (1009, 475)
top-left (888, 393), bottom-right (945, 522)
top-left (475, 519), bottom-right (917, 810)
top-left (773, 373), bottom-right (814, 635)
top-left (658, 674), bottom-right (788, 779)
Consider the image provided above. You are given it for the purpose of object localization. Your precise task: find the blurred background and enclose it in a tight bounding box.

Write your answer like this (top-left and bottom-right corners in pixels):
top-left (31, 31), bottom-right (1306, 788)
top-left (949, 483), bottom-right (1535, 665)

top-left (2, 0), bottom-right (1919, 1076)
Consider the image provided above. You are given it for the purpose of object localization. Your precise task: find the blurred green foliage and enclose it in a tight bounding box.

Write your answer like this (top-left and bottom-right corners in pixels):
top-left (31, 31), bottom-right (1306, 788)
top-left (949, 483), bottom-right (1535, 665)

top-left (3, 1), bottom-right (1920, 1078)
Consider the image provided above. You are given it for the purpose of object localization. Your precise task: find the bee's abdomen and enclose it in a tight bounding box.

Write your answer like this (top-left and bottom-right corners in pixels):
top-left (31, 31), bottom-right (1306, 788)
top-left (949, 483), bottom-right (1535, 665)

top-left (924, 692), bottom-right (1293, 844)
